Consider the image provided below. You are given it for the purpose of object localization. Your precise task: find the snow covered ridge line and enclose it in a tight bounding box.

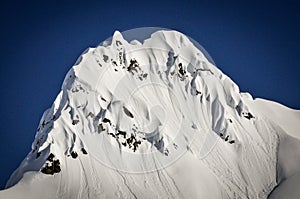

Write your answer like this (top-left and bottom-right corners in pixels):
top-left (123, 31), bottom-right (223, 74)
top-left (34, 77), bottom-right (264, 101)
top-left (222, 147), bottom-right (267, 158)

top-left (2, 27), bottom-right (300, 198)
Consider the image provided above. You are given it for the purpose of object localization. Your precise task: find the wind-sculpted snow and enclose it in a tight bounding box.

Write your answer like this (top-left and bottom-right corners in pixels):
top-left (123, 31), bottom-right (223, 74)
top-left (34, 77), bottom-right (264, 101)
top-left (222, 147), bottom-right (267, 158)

top-left (1, 29), bottom-right (300, 199)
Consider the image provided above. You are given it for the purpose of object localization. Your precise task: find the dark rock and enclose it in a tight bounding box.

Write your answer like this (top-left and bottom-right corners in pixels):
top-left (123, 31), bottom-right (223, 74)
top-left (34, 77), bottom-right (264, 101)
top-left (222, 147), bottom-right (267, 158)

top-left (47, 153), bottom-right (55, 162)
top-left (225, 135), bottom-right (229, 141)
top-left (126, 136), bottom-right (133, 148)
top-left (102, 118), bottom-right (111, 125)
top-left (41, 165), bottom-right (52, 175)
top-left (109, 133), bottom-right (116, 138)
top-left (243, 112), bottom-right (254, 120)
top-left (103, 55), bottom-right (109, 62)
top-left (41, 159), bottom-right (61, 175)
top-left (116, 40), bottom-right (122, 46)
top-left (116, 130), bottom-right (126, 138)
top-left (164, 149), bottom-right (169, 156)
top-left (133, 140), bottom-right (142, 152)
top-left (173, 143), bottom-right (178, 149)
top-left (127, 59), bottom-right (139, 74)
top-left (53, 160), bottom-right (61, 173)
top-left (72, 119), bottom-right (79, 125)
top-left (178, 63), bottom-right (186, 77)
top-left (36, 152), bottom-right (41, 159)
top-left (42, 120), bottom-right (46, 128)
top-left (81, 148), bottom-right (88, 155)
top-left (98, 123), bottom-right (105, 133)
top-left (71, 151), bottom-right (78, 159)
top-left (123, 106), bottom-right (134, 118)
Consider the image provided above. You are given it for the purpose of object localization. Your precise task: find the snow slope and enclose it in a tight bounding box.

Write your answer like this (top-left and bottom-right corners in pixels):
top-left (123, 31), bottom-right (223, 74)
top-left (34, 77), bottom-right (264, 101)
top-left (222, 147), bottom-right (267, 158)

top-left (1, 30), bottom-right (299, 199)
top-left (245, 98), bottom-right (300, 199)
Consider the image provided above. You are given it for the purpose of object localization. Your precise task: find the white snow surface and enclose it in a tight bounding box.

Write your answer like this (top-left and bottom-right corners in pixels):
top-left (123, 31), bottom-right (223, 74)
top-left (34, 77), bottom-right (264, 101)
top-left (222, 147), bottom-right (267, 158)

top-left (1, 30), bottom-right (299, 199)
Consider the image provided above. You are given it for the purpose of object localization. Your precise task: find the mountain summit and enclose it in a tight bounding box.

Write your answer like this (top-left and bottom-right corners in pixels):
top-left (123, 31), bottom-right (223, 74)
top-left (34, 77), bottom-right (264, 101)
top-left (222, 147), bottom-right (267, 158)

top-left (1, 29), bottom-right (300, 198)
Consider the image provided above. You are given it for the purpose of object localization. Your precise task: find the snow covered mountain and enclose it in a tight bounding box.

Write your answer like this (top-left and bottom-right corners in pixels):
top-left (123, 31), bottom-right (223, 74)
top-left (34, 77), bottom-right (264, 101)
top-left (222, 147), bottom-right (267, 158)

top-left (1, 29), bottom-right (299, 199)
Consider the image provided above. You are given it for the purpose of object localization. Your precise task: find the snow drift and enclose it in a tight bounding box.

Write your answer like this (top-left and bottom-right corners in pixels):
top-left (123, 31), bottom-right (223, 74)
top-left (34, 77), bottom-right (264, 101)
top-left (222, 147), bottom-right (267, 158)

top-left (1, 29), bottom-right (299, 199)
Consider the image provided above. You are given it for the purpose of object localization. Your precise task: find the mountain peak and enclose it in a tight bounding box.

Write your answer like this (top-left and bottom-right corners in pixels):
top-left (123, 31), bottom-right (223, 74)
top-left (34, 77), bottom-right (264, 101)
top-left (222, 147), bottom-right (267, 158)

top-left (2, 29), bottom-right (300, 199)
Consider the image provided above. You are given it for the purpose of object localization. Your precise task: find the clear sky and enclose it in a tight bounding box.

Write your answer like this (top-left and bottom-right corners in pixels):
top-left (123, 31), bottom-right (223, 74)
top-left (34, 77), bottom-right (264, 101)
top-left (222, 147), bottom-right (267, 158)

top-left (0, 0), bottom-right (299, 189)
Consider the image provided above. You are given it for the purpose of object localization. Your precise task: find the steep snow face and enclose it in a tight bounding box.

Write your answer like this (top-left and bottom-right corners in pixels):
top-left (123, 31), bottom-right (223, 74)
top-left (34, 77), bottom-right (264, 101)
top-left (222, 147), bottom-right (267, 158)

top-left (1, 30), bottom-right (299, 199)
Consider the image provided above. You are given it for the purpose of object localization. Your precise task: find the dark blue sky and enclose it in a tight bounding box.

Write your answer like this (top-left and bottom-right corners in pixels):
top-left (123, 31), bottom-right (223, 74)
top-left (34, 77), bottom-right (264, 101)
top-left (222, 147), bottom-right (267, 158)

top-left (0, 0), bottom-right (299, 189)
